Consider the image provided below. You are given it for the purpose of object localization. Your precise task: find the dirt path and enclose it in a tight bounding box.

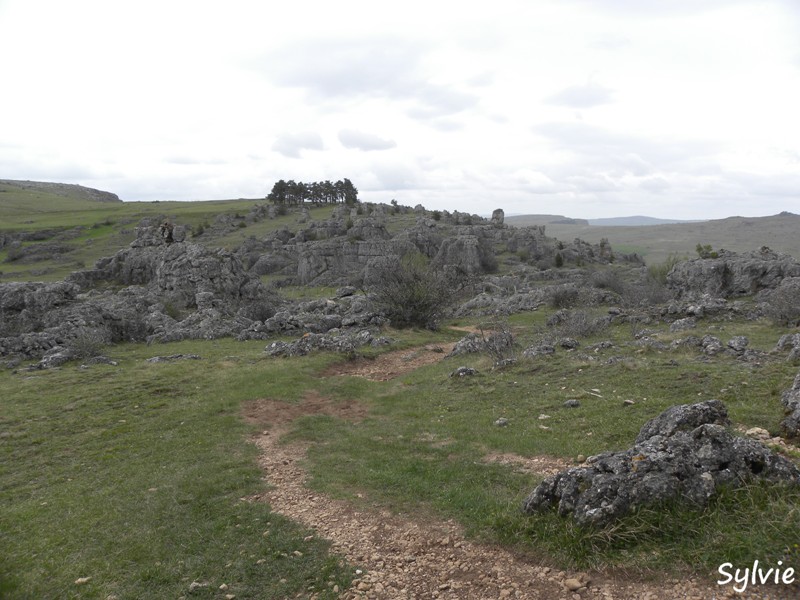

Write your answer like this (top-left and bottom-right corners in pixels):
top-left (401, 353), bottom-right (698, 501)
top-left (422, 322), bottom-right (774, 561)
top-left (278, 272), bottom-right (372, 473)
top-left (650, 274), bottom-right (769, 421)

top-left (245, 348), bottom-right (760, 600)
top-left (322, 343), bottom-right (457, 381)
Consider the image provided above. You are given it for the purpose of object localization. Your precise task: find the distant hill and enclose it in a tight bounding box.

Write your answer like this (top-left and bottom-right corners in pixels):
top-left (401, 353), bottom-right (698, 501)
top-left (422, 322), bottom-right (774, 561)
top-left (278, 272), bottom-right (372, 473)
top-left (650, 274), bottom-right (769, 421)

top-left (587, 215), bottom-right (702, 226)
top-left (508, 212), bottom-right (800, 264)
top-left (0, 179), bottom-right (121, 203)
top-left (505, 214), bottom-right (700, 227)
top-left (0, 179), bottom-right (123, 225)
top-left (504, 214), bottom-right (588, 226)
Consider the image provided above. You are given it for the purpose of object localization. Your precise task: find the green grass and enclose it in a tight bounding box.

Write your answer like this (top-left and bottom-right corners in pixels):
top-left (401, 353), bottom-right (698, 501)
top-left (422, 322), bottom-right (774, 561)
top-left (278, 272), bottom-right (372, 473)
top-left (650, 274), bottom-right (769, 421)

top-left (0, 340), bottom-right (353, 599)
top-left (3, 280), bottom-right (800, 593)
top-left (276, 315), bottom-right (800, 575)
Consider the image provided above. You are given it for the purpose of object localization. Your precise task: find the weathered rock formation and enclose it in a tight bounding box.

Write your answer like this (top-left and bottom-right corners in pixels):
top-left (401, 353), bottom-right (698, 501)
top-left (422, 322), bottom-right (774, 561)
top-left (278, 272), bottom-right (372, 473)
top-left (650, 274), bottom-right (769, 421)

top-left (780, 372), bottom-right (800, 438)
top-left (667, 247), bottom-right (800, 299)
top-left (1, 229), bottom-right (280, 359)
top-left (523, 400), bottom-right (800, 526)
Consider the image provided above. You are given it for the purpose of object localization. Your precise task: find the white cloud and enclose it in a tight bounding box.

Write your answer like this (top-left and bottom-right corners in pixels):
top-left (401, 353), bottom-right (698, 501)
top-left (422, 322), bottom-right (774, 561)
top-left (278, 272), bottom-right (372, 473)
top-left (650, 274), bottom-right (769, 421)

top-left (546, 82), bottom-right (615, 108)
top-left (271, 133), bottom-right (324, 159)
top-left (338, 129), bottom-right (396, 151)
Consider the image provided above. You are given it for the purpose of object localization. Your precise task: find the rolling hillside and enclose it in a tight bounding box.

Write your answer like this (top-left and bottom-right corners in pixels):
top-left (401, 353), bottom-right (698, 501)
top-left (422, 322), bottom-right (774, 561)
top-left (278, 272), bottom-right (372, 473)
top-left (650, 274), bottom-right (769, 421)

top-left (506, 212), bottom-right (800, 264)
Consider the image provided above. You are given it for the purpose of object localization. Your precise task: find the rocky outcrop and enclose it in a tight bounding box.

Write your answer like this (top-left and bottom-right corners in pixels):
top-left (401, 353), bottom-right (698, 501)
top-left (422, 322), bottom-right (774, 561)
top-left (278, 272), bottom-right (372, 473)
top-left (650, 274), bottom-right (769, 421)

top-left (1, 232), bottom-right (281, 359)
top-left (780, 372), bottom-right (800, 438)
top-left (265, 329), bottom-right (392, 357)
top-left (432, 235), bottom-right (496, 275)
top-left (522, 400), bottom-right (800, 526)
top-left (667, 247), bottom-right (800, 299)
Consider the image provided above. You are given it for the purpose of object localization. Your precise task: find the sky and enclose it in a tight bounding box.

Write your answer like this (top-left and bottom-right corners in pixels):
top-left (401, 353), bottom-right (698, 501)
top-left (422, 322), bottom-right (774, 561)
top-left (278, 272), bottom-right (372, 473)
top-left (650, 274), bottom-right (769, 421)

top-left (1, 0), bottom-right (798, 219)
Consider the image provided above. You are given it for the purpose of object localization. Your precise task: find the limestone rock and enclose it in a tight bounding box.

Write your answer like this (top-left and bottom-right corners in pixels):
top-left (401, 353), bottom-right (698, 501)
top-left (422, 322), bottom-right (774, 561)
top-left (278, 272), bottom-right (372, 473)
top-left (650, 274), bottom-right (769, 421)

top-left (522, 400), bottom-right (800, 526)
top-left (667, 247), bottom-right (800, 299)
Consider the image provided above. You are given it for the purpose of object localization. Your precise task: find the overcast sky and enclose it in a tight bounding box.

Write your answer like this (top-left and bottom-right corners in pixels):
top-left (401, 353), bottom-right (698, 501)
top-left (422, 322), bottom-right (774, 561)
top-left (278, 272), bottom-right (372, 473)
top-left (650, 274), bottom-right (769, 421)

top-left (1, 0), bottom-right (798, 219)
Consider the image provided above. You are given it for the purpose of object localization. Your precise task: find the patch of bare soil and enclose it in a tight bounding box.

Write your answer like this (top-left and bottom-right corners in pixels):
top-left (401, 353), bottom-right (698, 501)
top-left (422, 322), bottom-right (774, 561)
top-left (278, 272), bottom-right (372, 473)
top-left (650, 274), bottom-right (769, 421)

top-left (481, 452), bottom-right (572, 477)
top-left (245, 348), bottom-right (758, 599)
top-left (243, 391), bottom-right (369, 431)
top-left (323, 344), bottom-right (457, 381)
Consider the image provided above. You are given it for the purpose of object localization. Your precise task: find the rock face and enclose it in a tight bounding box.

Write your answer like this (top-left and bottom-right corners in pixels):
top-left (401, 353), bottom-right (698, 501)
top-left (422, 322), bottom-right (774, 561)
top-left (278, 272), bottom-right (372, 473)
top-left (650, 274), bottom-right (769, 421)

top-left (522, 400), bottom-right (800, 526)
top-left (431, 235), bottom-right (496, 275)
top-left (667, 247), bottom-right (800, 299)
top-left (780, 372), bottom-right (800, 438)
top-left (69, 237), bottom-right (265, 310)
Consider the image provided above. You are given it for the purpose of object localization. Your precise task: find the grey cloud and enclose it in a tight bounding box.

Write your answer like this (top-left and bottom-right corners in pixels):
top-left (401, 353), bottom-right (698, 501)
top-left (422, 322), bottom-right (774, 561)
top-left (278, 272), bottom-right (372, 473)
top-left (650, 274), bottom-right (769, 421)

top-left (0, 152), bottom-right (99, 182)
top-left (426, 119), bottom-right (465, 132)
top-left (565, 174), bottom-right (619, 193)
top-left (271, 132), bottom-right (324, 159)
top-left (728, 171), bottom-right (800, 198)
top-left (260, 37), bottom-right (423, 98)
top-left (546, 82), bottom-right (614, 108)
top-left (406, 85), bottom-right (479, 119)
top-left (338, 129), bottom-right (396, 151)
top-left (533, 121), bottom-right (721, 174)
top-left (638, 176), bottom-right (671, 193)
top-left (256, 37), bottom-right (479, 122)
top-left (368, 162), bottom-right (420, 191)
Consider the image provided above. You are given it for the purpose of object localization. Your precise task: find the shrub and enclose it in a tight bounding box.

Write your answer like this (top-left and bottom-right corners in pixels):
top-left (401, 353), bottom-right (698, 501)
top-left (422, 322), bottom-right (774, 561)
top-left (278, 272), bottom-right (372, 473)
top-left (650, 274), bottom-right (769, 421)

top-left (369, 251), bottom-right (470, 329)
top-left (696, 243), bottom-right (719, 259)
top-left (546, 309), bottom-right (609, 339)
top-left (477, 319), bottom-right (516, 363)
top-left (549, 286), bottom-right (580, 309)
top-left (590, 269), bottom-right (626, 295)
top-left (619, 277), bottom-right (674, 308)
top-left (554, 252), bottom-right (564, 268)
top-left (432, 210), bottom-right (441, 221)
top-left (647, 253), bottom-right (683, 285)
top-left (70, 328), bottom-right (110, 358)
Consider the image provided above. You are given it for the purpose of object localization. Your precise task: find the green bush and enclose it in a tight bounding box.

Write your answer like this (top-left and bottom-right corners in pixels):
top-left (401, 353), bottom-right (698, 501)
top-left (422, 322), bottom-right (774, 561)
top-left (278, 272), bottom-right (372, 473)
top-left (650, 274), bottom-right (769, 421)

top-left (549, 286), bottom-right (579, 309)
top-left (647, 253), bottom-right (683, 285)
top-left (369, 251), bottom-right (469, 329)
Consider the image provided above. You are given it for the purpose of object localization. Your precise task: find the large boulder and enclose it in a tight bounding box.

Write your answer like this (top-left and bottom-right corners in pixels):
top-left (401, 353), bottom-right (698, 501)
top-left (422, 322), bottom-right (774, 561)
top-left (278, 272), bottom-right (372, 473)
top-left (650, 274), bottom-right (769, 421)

top-left (522, 400), bottom-right (800, 526)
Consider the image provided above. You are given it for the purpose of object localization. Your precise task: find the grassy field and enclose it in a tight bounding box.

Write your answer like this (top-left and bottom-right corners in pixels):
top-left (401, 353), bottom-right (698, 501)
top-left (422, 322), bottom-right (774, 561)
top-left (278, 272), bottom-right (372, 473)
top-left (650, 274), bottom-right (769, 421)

top-left (0, 339), bottom-right (355, 599)
top-left (3, 312), bottom-right (799, 597)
